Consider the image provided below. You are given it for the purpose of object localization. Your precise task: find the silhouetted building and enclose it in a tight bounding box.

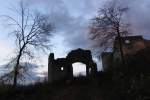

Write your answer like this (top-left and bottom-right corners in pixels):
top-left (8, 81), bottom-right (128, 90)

top-left (102, 35), bottom-right (150, 70)
top-left (48, 48), bottom-right (97, 83)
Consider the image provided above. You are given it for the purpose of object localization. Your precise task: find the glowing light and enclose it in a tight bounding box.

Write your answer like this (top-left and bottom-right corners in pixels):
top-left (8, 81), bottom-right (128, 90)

top-left (72, 62), bottom-right (86, 77)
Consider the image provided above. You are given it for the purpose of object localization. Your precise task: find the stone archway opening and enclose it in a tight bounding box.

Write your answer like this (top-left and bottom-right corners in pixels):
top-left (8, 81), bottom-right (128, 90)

top-left (72, 62), bottom-right (86, 77)
top-left (48, 48), bottom-right (97, 83)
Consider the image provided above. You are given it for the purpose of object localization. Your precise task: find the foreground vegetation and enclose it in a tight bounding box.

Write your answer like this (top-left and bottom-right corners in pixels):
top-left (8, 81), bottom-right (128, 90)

top-left (0, 70), bottom-right (149, 100)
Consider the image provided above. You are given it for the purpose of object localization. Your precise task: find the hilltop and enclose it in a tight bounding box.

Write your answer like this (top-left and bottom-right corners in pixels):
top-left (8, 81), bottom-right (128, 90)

top-left (0, 71), bottom-right (149, 100)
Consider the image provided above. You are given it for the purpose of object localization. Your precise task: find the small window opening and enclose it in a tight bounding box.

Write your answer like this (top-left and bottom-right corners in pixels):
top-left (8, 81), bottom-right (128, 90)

top-left (125, 40), bottom-right (130, 44)
top-left (61, 67), bottom-right (64, 71)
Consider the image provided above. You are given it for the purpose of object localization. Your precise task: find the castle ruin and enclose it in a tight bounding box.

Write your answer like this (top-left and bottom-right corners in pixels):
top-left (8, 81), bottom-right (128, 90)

top-left (102, 35), bottom-right (150, 70)
top-left (48, 48), bottom-right (97, 83)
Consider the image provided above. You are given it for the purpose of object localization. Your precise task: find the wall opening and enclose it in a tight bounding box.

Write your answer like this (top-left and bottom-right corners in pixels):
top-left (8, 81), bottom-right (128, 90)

top-left (61, 67), bottom-right (64, 71)
top-left (72, 62), bottom-right (86, 77)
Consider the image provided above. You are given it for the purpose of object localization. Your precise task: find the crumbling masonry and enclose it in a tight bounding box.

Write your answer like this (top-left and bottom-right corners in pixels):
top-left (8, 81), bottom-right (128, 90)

top-left (102, 35), bottom-right (150, 71)
top-left (48, 48), bottom-right (97, 83)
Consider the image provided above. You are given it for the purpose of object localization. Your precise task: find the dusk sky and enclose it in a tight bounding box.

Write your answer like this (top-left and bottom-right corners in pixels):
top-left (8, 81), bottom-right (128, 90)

top-left (0, 0), bottom-right (150, 77)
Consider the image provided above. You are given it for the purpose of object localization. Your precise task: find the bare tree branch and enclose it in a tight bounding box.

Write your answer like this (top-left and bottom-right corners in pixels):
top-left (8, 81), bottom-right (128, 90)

top-left (0, 1), bottom-right (54, 86)
top-left (89, 1), bottom-right (130, 62)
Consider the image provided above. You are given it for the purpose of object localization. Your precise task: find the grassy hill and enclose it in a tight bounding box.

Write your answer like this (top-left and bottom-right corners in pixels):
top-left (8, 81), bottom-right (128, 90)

top-left (0, 75), bottom-right (104, 100)
top-left (0, 71), bottom-right (149, 100)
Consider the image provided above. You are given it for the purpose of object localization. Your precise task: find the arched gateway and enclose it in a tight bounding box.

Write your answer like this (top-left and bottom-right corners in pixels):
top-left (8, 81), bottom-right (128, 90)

top-left (48, 48), bottom-right (97, 83)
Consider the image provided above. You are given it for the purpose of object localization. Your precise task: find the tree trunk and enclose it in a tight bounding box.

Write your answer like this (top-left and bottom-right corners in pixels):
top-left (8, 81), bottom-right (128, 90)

top-left (117, 28), bottom-right (125, 65)
top-left (13, 44), bottom-right (25, 87)
top-left (13, 54), bottom-right (21, 87)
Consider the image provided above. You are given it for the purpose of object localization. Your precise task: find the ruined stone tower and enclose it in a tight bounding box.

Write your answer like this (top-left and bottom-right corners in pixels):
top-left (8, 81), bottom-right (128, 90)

top-left (48, 53), bottom-right (54, 83)
top-left (101, 35), bottom-right (150, 71)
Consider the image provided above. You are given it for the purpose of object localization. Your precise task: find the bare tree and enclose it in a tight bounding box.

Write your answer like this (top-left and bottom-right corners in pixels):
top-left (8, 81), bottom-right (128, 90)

top-left (89, 1), bottom-right (129, 64)
top-left (1, 1), bottom-right (53, 86)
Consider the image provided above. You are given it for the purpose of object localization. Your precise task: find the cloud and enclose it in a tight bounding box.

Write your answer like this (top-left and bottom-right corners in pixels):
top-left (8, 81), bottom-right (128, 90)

top-left (11, 0), bottom-right (150, 56)
top-left (27, 0), bottom-right (106, 71)
top-left (29, 0), bottom-right (106, 51)
top-left (7, 0), bottom-right (150, 72)
top-left (109, 0), bottom-right (150, 39)
top-left (0, 40), bottom-right (14, 65)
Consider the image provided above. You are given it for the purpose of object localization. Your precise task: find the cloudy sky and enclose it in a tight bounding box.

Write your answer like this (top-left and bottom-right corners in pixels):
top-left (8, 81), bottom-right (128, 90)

top-left (0, 0), bottom-right (106, 74)
top-left (0, 0), bottom-right (150, 77)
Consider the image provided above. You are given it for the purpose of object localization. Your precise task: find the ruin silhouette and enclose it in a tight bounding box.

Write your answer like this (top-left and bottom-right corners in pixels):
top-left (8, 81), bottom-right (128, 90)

top-left (48, 48), bottom-right (97, 83)
top-left (102, 35), bottom-right (150, 71)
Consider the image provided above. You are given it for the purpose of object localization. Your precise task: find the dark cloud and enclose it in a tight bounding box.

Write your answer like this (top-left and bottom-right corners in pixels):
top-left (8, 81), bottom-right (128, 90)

top-left (110, 0), bottom-right (150, 39)
top-left (29, 0), bottom-right (150, 57)
top-left (6, 0), bottom-right (149, 72)
top-left (29, 0), bottom-right (106, 51)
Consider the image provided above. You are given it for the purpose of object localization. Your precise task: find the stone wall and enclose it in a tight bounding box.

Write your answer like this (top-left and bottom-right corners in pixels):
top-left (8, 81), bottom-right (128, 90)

top-left (102, 35), bottom-right (150, 71)
top-left (48, 48), bottom-right (97, 83)
top-left (101, 52), bottom-right (113, 71)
